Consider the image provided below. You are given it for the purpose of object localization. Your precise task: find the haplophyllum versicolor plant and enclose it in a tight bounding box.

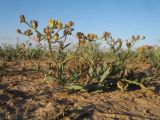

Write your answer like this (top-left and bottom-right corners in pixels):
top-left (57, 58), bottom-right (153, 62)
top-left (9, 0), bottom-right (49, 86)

top-left (17, 15), bottom-right (79, 85)
top-left (17, 15), bottom-right (153, 93)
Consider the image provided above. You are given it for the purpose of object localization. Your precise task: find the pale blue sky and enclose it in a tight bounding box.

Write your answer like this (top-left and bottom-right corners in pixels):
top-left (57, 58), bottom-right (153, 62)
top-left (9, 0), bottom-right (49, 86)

top-left (0, 0), bottom-right (160, 46)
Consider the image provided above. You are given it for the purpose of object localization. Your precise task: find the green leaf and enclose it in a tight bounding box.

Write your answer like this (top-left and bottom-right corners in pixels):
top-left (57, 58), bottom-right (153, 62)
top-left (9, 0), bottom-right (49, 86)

top-left (96, 65), bottom-right (101, 75)
top-left (44, 75), bottom-right (56, 81)
top-left (66, 84), bottom-right (85, 91)
top-left (89, 66), bottom-right (94, 77)
top-left (99, 67), bottom-right (110, 83)
top-left (92, 89), bottom-right (103, 93)
top-left (69, 71), bottom-right (80, 83)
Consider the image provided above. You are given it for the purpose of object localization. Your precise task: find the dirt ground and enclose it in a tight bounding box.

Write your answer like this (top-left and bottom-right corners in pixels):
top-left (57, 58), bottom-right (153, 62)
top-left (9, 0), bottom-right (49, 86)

top-left (0, 60), bottom-right (160, 120)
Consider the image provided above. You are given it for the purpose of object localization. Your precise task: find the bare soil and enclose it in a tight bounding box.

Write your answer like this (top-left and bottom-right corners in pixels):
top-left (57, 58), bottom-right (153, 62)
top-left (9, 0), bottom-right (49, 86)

top-left (0, 60), bottom-right (160, 120)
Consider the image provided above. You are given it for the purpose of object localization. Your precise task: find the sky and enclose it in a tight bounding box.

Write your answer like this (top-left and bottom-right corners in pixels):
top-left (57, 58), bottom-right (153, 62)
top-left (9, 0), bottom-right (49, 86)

top-left (0, 0), bottom-right (160, 47)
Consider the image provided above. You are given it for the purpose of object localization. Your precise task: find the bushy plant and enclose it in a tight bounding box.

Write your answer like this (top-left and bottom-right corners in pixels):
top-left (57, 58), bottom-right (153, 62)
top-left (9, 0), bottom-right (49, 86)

top-left (0, 44), bottom-right (19, 61)
top-left (17, 15), bottom-right (154, 93)
top-left (140, 46), bottom-right (160, 71)
top-left (17, 15), bottom-right (79, 85)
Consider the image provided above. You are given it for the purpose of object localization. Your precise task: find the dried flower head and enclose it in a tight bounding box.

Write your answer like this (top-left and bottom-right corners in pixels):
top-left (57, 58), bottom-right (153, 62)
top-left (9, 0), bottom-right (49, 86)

top-left (63, 29), bottom-right (68, 35)
top-left (76, 32), bottom-right (83, 39)
top-left (79, 39), bottom-right (86, 47)
top-left (16, 29), bottom-right (21, 34)
top-left (67, 21), bottom-right (74, 27)
top-left (103, 32), bottom-right (111, 40)
top-left (49, 19), bottom-right (56, 28)
top-left (44, 26), bottom-right (51, 40)
top-left (44, 26), bottom-right (51, 35)
top-left (126, 40), bottom-right (131, 48)
top-left (87, 33), bottom-right (96, 40)
top-left (19, 15), bottom-right (25, 23)
top-left (30, 20), bottom-right (38, 29)
top-left (53, 33), bottom-right (59, 41)
top-left (57, 21), bottom-right (63, 30)
top-left (24, 29), bottom-right (32, 36)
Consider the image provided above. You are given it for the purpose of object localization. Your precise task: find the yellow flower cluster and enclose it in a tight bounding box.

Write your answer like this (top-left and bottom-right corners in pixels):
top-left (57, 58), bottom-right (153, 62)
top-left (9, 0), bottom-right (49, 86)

top-left (87, 33), bottom-right (97, 40)
top-left (79, 40), bottom-right (86, 47)
top-left (103, 32), bottom-right (111, 40)
top-left (19, 15), bottom-right (25, 23)
top-left (53, 33), bottom-right (59, 41)
top-left (57, 21), bottom-right (63, 30)
top-left (17, 15), bottom-right (146, 49)
top-left (16, 29), bottom-right (21, 34)
top-left (76, 32), bottom-right (87, 47)
top-left (65, 21), bottom-right (74, 28)
top-left (24, 29), bottom-right (32, 36)
top-left (49, 19), bottom-right (56, 28)
top-left (30, 20), bottom-right (38, 29)
top-left (17, 15), bottom-right (75, 43)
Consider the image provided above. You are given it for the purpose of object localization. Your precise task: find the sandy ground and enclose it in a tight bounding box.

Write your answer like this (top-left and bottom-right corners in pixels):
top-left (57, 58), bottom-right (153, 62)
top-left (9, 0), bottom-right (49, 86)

top-left (0, 60), bottom-right (160, 120)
